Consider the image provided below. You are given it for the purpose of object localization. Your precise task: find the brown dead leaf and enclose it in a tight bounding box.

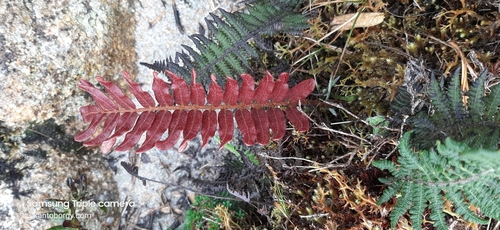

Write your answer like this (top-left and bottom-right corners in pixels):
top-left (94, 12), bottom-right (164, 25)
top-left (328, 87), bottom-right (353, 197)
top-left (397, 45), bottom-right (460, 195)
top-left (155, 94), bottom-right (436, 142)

top-left (330, 12), bottom-right (385, 31)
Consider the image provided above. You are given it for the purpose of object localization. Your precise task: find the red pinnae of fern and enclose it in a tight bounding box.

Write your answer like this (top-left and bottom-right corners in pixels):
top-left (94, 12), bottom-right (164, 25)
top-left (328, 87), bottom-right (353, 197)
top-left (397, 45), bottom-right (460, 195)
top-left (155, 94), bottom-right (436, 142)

top-left (75, 69), bottom-right (315, 153)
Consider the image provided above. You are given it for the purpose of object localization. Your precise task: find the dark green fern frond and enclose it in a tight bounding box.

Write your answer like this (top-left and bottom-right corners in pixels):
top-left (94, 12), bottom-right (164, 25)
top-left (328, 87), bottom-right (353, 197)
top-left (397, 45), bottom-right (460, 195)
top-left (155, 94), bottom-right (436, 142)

top-left (410, 113), bottom-right (441, 145)
top-left (485, 80), bottom-right (500, 120)
top-left (467, 71), bottom-right (486, 122)
top-left (390, 68), bottom-right (500, 150)
top-left (389, 86), bottom-right (413, 115)
top-left (446, 68), bottom-right (466, 121)
top-left (373, 131), bottom-right (500, 230)
top-left (429, 72), bottom-right (452, 123)
top-left (140, 1), bottom-right (309, 85)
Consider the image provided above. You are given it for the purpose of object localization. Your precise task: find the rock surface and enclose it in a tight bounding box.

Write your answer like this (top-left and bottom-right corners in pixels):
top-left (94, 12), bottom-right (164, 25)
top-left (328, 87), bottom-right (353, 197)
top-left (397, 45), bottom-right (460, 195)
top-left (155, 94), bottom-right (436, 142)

top-left (0, 0), bottom-right (238, 229)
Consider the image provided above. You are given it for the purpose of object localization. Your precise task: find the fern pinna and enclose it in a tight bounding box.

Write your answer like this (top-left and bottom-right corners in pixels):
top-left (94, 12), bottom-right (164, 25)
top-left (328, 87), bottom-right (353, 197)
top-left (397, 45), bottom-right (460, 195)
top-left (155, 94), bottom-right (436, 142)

top-left (373, 132), bottom-right (500, 230)
top-left (74, 69), bottom-right (315, 153)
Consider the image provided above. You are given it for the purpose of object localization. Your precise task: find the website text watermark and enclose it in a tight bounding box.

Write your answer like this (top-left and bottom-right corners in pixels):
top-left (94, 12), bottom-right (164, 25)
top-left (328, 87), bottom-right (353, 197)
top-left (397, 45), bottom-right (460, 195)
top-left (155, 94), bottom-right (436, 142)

top-left (27, 200), bottom-right (135, 209)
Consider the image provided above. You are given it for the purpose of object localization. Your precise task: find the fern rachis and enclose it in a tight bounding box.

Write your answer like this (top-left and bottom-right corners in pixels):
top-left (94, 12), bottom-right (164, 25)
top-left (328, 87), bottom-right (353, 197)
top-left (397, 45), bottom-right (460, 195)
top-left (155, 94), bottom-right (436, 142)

top-left (75, 69), bottom-right (315, 153)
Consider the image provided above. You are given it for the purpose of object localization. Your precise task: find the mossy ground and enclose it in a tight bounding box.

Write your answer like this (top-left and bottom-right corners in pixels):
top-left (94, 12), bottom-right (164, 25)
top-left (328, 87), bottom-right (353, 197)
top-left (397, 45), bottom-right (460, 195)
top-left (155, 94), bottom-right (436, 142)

top-left (186, 0), bottom-right (500, 229)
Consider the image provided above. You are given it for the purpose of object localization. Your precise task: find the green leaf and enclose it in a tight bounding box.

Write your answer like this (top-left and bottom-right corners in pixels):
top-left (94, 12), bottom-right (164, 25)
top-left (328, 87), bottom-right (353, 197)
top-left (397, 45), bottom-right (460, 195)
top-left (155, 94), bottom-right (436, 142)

top-left (46, 226), bottom-right (78, 230)
top-left (366, 115), bottom-right (388, 135)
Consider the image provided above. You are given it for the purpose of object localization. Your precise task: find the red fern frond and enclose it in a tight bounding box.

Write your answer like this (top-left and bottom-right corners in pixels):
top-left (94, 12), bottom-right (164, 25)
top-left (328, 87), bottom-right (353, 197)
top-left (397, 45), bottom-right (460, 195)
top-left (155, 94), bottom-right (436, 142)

top-left (75, 69), bottom-right (315, 153)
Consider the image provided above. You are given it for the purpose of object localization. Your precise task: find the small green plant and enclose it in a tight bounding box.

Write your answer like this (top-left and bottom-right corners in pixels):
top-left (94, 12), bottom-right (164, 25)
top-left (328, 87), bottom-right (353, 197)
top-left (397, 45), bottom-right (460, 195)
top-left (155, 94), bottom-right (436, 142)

top-left (366, 115), bottom-right (388, 136)
top-left (183, 193), bottom-right (247, 230)
top-left (373, 131), bottom-right (500, 229)
top-left (214, 136), bottom-right (259, 165)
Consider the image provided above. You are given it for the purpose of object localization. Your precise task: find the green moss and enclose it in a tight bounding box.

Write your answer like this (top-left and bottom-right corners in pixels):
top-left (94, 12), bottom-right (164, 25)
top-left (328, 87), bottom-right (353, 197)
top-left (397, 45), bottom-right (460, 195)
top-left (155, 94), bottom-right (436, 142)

top-left (183, 194), bottom-right (245, 230)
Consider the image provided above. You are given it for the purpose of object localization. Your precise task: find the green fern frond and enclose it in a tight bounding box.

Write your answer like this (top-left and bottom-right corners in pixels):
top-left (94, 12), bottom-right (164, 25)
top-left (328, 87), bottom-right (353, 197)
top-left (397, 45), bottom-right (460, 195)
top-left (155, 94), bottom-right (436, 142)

top-left (389, 182), bottom-right (414, 225)
top-left (409, 184), bottom-right (425, 228)
top-left (446, 68), bottom-right (465, 121)
top-left (429, 72), bottom-right (452, 122)
top-left (376, 179), bottom-right (399, 204)
top-left (485, 83), bottom-right (500, 119)
top-left (409, 114), bottom-right (442, 149)
top-left (140, 1), bottom-right (309, 85)
top-left (467, 70), bottom-right (487, 121)
top-left (390, 68), bottom-right (500, 150)
top-left (389, 83), bottom-right (427, 116)
top-left (374, 132), bottom-right (500, 230)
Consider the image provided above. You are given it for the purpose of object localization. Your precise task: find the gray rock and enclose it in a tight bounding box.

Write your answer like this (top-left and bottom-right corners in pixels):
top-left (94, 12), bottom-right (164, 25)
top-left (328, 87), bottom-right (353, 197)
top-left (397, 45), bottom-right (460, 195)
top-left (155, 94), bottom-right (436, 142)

top-left (0, 0), bottom-right (239, 229)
